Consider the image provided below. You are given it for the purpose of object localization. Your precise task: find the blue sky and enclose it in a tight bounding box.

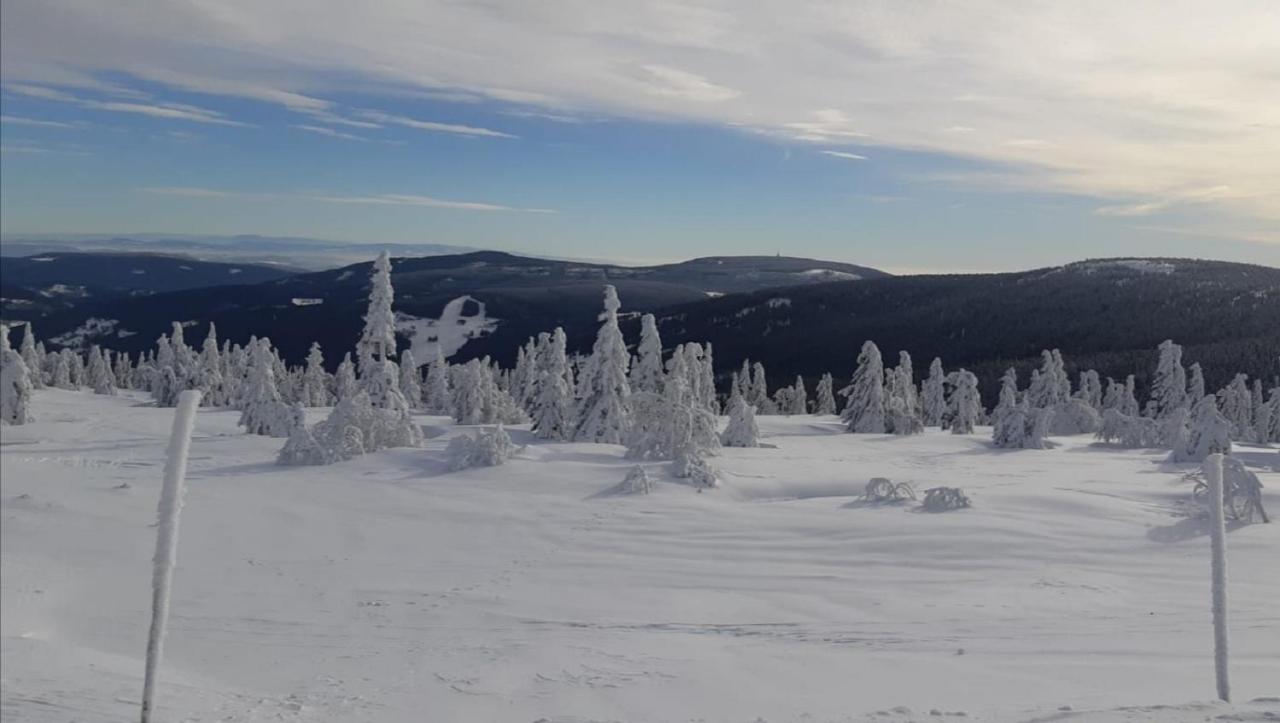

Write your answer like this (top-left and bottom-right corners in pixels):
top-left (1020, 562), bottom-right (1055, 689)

top-left (1, 1), bottom-right (1276, 272)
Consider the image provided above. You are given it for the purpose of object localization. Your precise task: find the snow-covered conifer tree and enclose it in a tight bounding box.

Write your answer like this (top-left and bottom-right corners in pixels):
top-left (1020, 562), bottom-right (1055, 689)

top-left (1026, 350), bottom-right (1067, 409)
top-left (571, 285), bottom-right (631, 444)
top-left (749, 361), bottom-right (774, 414)
top-left (772, 385), bottom-right (796, 415)
top-left (238, 339), bottom-right (294, 437)
top-left (788, 375), bottom-right (808, 415)
top-left (1121, 375), bottom-right (1141, 417)
top-left (921, 358), bottom-right (946, 426)
top-left (531, 328), bottom-right (573, 440)
top-left (86, 345), bottom-right (117, 396)
top-left (1217, 374), bottom-right (1254, 441)
top-left (630, 313), bottom-right (664, 395)
top-left (447, 425), bottom-right (516, 471)
top-left (1188, 362), bottom-right (1206, 403)
top-left (1263, 387), bottom-right (1280, 443)
top-left (1152, 339), bottom-right (1188, 419)
top-left (398, 350), bottom-right (422, 408)
top-left (50, 349), bottom-right (74, 390)
top-left (422, 348), bottom-right (452, 414)
top-left (885, 352), bottom-right (922, 435)
top-left (301, 343), bottom-right (332, 407)
top-left (1077, 370), bottom-right (1102, 411)
top-left (990, 369), bottom-right (1021, 447)
top-left (278, 389), bottom-right (421, 466)
top-left (18, 325), bottom-right (44, 389)
top-left (334, 353), bottom-right (357, 401)
top-left (841, 341), bottom-right (885, 433)
top-left (1174, 395), bottom-right (1232, 462)
top-left (721, 395), bottom-right (760, 447)
top-left (1096, 408), bottom-right (1162, 448)
top-left (626, 369), bottom-right (718, 478)
top-left (947, 369), bottom-right (982, 435)
top-left (358, 251), bottom-right (397, 370)
top-left (814, 372), bottom-right (837, 415)
top-left (0, 326), bottom-right (35, 425)
top-left (194, 324), bottom-right (225, 406)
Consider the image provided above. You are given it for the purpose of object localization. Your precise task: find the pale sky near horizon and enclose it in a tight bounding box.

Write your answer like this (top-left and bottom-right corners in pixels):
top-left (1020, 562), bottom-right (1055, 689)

top-left (1, 1), bottom-right (1277, 272)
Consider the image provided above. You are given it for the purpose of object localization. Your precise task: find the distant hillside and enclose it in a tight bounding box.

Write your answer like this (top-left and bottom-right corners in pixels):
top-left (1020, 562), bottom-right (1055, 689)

top-left (0, 252), bottom-right (296, 317)
top-left (4, 251), bottom-right (889, 366)
top-left (642, 258), bottom-right (1280, 400)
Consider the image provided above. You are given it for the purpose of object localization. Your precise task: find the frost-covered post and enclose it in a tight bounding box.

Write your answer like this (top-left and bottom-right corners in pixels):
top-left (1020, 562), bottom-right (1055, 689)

top-left (141, 389), bottom-right (202, 723)
top-left (1203, 452), bottom-right (1230, 702)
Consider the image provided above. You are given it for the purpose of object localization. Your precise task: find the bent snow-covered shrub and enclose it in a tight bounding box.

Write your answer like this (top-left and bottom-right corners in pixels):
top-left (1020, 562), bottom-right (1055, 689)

top-left (1096, 409), bottom-right (1161, 448)
top-left (863, 477), bottom-right (916, 503)
top-left (446, 425), bottom-right (516, 471)
top-left (619, 465), bottom-right (653, 495)
top-left (1188, 456), bottom-right (1269, 524)
top-left (720, 396), bottom-right (760, 447)
top-left (922, 487), bottom-right (971, 512)
top-left (277, 392), bottom-right (422, 466)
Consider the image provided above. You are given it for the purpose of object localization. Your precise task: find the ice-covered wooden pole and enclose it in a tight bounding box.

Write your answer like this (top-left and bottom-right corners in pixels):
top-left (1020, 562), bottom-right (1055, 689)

top-left (141, 389), bottom-right (202, 723)
top-left (1204, 452), bottom-right (1230, 702)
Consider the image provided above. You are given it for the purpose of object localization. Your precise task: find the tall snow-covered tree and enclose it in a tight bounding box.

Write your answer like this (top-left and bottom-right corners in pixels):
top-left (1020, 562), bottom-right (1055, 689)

top-left (571, 285), bottom-right (631, 444)
top-left (721, 394), bottom-right (760, 447)
top-left (18, 324), bottom-right (44, 389)
top-left (630, 313), bottom-right (664, 395)
top-left (990, 368), bottom-right (1020, 446)
top-left (749, 361), bottom-right (774, 415)
top-left (947, 369), bottom-right (982, 435)
top-left (626, 368), bottom-right (719, 477)
top-left (398, 350), bottom-right (422, 408)
top-left (0, 326), bottom-right (35, 425)
top-left (1152, 339), bottom-right (1188, 419)
top-left (841, 341), bottom-right (885, 434)
top-left (301, 342), bottom-right (332, 407)
top-left (1026, 349), bottom-right (1068, 409)
top-left (238, 339), bottom-right (294, 437)
top-left (787, 375), bottom-right (808, 415)
top-left (1262, 387), bottom-right (1280, 443)
top-left (814, 372), bottom-right (838, 415)
top-left (921, 358), bottom-right (946, 426)
top-left (86, 345), bottom-right (117, 396)
top-left (884, 351), bottom-right (922, 435)
top-left (422, 348), bottom-right (452, 414)
top-left (531, 328), bottom-right (573, 440)
top-left (358, 251), bottom-right (397, 369)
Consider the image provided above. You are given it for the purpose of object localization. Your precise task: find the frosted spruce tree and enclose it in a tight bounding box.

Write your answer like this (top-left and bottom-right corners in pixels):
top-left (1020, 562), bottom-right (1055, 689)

top-left (301, 342), bottom-right (332, 407)
top-left (749, 362), bottom-right (774, 415)
top-left (1218, 374), bottom-right (1254, 441)
top-left (571, 285), bottom-right (631, 444)
top-left (50, 348), bottom-right (74, 390)
top-left (990, 368), bottom-right (1021, 447)
top-left (630, 313), bottom-right (664, 395)
top-left (399, 350), bottom-right (422, 409)
top-left (358, 251), bottom-right (397, 389)
top-left (194, 324), bottom-right (225, 406)
top-left (1173, 395), bottom-right (1232, 463)
top-left (885, 351), bottom-right (923, 435)
top-left (333, 353), bottom-right (358, 401)
top-left (1153, 339), bottom-right (1188, 419)
top-left (841, 341), bottom-right (885, 433)
top-left (1077, 369), bottom-right (1102, 411)
top-left (1188, 362), bottom-right (1206, 403)
top-left (787, 375), bottom-right (808, 415)
top-left (0, 326), bottom-right (35, 425)
top-left (238, 339), bottom-right (295, 437)
top-left (626, 368), bottom-right (718, 484)
top-left (278, 389), bottom-right (421, 466)
top-left (422, 348), bottom-right (452, 414)
top-left (531, 328), bottom-right (573, 440)
top-left (947, 369), bottom-right (982, 435)
top-left (18, 324), bottom-right (44, 389)
top-left (921, 357), bottom-right (946, 426)
top-left (86, 345), bottom-right (117, 396)
top-left (721, 394), bottom-right (760, 447)
top-left (814, 372), bottom-right (838, 415)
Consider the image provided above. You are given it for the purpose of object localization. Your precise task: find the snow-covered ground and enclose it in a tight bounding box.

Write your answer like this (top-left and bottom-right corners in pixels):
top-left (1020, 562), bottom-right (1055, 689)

top-left (3, 389), bottom-right (1278, 722)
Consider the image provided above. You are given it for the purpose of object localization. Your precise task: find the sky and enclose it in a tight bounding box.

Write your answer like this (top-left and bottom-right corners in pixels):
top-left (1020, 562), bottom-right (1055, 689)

top-left (1, 1), bottom-right (1277, 273)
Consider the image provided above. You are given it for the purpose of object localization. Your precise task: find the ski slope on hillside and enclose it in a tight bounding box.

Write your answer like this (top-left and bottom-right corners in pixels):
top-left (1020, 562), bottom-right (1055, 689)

top-left (2, 390), bottom-right (1278, 722)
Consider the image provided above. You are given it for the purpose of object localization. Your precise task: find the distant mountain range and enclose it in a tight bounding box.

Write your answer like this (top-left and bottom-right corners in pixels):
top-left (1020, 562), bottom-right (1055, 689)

top-left (2, 249), bottom-right (1276, 401)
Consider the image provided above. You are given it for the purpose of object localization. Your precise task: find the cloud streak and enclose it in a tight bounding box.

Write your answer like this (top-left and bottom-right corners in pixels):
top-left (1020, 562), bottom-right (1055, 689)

top-left (142, 186), bottom-right (556, 213)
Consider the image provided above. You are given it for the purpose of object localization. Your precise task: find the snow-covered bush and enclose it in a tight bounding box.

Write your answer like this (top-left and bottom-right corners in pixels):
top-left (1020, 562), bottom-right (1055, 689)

top-left (863, 477), bottom-right (915, 502)
top-left (673, 454), bottom-right (718, 489)
top-left (1050, 397), bottom-right (1102, 435)
top-left (1171, 395), bottom-right (1232, 463)
top-left (1188, 456), bottom-right (1269, 524)
top-left (0, 326), bottom-right (35, 425)
top-left (619, 465), bottom-right (653, 495)
top-left (446, 425), bottom-right (516, 471)
top-left (277, 391), bottom-right (421, 466)
top-left (721, 395), bottom-right (760, 447)
top-left (922, 487), bottom-right (971, 512)
top-left (1096, 409), bottom-right (1161, 448)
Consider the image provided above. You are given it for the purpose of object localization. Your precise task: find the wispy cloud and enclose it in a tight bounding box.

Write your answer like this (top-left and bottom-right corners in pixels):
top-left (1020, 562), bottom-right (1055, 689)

top-left (292, 124), bottom-right (371, 142)
top-left (141, 186), bottom-right (556, 213)
top-left (4, 81), bottom-right (248, 126)
top-left (355, 110), bottom-right (517, 139)
top-left (821, 150), bottom-right (868, 161)
top-left (0, 114), bottom-right (81, 128)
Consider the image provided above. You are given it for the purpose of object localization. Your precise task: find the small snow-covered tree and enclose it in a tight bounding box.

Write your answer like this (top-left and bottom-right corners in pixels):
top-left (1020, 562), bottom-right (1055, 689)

top-left (787, 375), bottom-right (808, 415)
top-left (194, 324), bottom-right (225, 406)
top-left (841, 341), bottom-right (885, 433)
top-left (86, 345), bottom-right (117, 396)
top-left (1188, 362), bottom-right (1206, 403)
top-left (630, 313), bottom-right (664, 395)
top-left (885, 352), bottom-right (922, 435)
top-left (1026, 349), bottom-right (1068, 409)
top-left (1174, 395), bottom-right (1233, 463)
top-left (1217, 374), bottom-right (1254, 441)
top-left (531, 328), bottom-right (573, 440)
top-left (238, 339), bottom-right (295, 437)
top-left (334, 353), bottom-right (358, 401)
top-left (18, 324), bottom-right (44, 389)
top-left (278, 390), bottom-right (421, 465)
top-left (571, 285), bottom-right (631, 444)
top-left (627, 369), bottom-right (719, 478)
top-left (1152, 339), bottom-right (1188, 419)
top-left (748, 361), bottom-right (774, 415)
top-left (422, 348), bottom-right (452, 414)
top-left (721, 395), bottom-right (760, 447)
top-left (990, 369), bottom-right (1022, 447)
top-left (947, 369), bottom-right (982, 435)
top-left (50, 349), bottom-right (74, 390)
top-left (301, 343), bottom-right (332, 407)
top-left (1077, 369), bottom-right (1102, 411)
top-left (814, 372), bottom-right (838, 415)
top-left (1260, 386), bottom-right (1279, 443)
top-left (1121, 375), bottom-right (1141, 417)
top-left (1, 326), bottom-right (35, 425)
top-left (921, 357), bottom-right (946, 427)
top-left (1096, 408), bottom-right (1162, 448)
top-left (1050, 397), bottom-right (1102, 435)
top-left (399, 350), bottom-right (422, 408)
top-left (446, 425), bottom-right (516, 471)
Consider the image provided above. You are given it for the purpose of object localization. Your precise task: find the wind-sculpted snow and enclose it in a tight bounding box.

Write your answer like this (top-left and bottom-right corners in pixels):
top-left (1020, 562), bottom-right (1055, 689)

top-left (2, 390), bottom-right (1278, 722)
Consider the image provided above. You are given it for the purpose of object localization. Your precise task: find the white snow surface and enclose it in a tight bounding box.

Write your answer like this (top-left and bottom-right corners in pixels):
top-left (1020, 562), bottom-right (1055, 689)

top-left (395, 295), bottom-right (498, 365)
top-left (3, 389), bottom-right (1279, 722)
